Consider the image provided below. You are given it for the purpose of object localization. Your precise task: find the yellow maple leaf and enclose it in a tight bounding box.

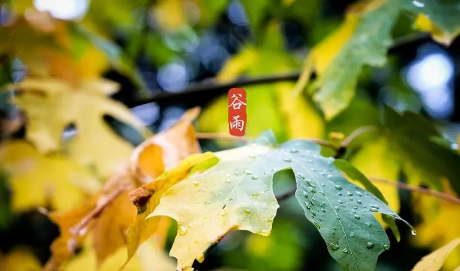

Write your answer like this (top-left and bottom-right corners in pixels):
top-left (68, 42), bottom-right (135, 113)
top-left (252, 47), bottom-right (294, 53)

top-left (12, 78), bottom-right (150, 177)
top-left (0, 140), bottom-right (98, 211)
top-left (412, 238), bottom-right (460, 271)
top-left (146, 144), bottom-right (279, 271)
top-left (414, 14), bottom-right (460, 46)
top-left (0, 247), bottom-right (42, 271)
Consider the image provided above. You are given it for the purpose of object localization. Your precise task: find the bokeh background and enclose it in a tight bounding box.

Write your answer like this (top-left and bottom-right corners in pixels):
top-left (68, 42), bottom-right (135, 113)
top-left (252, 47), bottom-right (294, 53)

top-left (1, 0), bottom-right (460, 270)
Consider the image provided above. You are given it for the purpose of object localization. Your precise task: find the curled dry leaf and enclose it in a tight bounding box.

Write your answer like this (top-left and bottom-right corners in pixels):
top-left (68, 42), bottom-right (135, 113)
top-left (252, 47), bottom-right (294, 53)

top-left (44, 108), bottom-right (201, 270)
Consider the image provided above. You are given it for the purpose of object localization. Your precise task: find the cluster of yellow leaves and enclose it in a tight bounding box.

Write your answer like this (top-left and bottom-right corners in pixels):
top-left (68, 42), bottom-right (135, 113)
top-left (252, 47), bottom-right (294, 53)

top-left (199, 22), bottom-right (324, 143)
top-left (43, 108), bottom-right (201, 270)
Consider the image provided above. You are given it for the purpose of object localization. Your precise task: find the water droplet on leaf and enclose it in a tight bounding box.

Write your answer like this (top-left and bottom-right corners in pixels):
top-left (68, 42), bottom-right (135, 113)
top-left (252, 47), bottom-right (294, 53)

top-left (366, 242), bottom-right (374, 249)
top-left (329, 243), bottom-right (339, 250)
top-left (179, 225), bottom-right (188, 235)
top-left (334, 185), bottom-right (343, 190)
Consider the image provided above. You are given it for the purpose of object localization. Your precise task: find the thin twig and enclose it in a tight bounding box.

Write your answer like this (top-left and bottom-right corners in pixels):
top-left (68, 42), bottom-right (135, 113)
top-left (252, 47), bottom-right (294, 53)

top-left (370, 177), bottom-right (460, 206)
top-left (67, 187), bottom-right (124, 253)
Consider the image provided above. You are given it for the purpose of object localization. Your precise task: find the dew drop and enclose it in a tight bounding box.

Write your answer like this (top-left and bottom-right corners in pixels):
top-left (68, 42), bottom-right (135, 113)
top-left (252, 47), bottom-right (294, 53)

top-left (411, 229), bottom-right (417, 236)
top-left (310, 168), bottom-right (316, 171)
top-left (366, 242), bottom-right (374, 249)
top-left (321, 208), bottom-right (326, 213)
top-left (356, 191), bottom-right (363, 197)
top-left (303, 191), bottom-right (309, 198)
top-left (338, 200), bottom-right (343, 204)
top-left (234, 171), bottom-right (240, 176)
top-left (252, 176), bottom-right (259, 180)
top-left (308, 187), bottom-right (316, 193)
top-left (349, 197), bottom-right (353, 201)
top-left (365, 222), bottom-right (371, 227)
top-left (347, 191), bottom-right (353, 196)
top-left (283, 157), bottom-right (292, 162)
top-left (308, 159), bottom-right (313, 163)
top-left (297, 173), bottom-right (306, 179)
top-left (311, 212), bottom-right (316, 217)
top-left (267, 217), bottom-right (274, 222)
top-left (334, 185), bottom-right (343, 190)
top-left (350, 232), bottom-right (355, 238)
top-left (178, 225), bottom-right (188, 235)
top-left (225, 179), bottom-right (231, 184)
top-left (192, 181), bottom-right (199, 186)
top-left (354, 214), bottom-right (361, 220)
top-left (329, 243), bottom-right (339, 250)
top-left (357, 200), bottom-right (362, 204)
top-left (342, 248), bottom-right (348, 254)
top-left (307, 180), bottom-right (316, 187)
top-left (327, 174), bottom-right (333, 179)
top-left (310, 199), bottom-right (315, 206)
top-left (244, 208), bottom-right (252, 214)
top-left (370, 207), bottom-right (378, 212)
top-left (305, 202), bottom-right (311, 209)
top-left (245, 170), bottom-right (253, 175)
top-left (290, 149), bottom-right (299, 153)
top-left (251, 193), bottom-right (260, 198)
top-left (383, 244), bottom-right (390, 250)
top-left (205, 200), bottom-right (211, 205)
top-left (370, 205), bottom-right (379, 209)
top-left (338, 192), bottom-right (343, 196)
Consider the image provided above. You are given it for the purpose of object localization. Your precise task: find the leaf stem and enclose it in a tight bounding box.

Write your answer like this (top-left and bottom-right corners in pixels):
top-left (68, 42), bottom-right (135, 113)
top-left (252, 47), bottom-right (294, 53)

top-left (341, 126), bottom-right (377, 147)
top-left (67, 187), bottom-right (124, 253)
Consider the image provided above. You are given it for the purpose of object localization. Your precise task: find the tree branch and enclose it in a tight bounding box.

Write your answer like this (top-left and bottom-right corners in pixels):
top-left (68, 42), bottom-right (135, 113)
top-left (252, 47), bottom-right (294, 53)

top-left (125, 33), bottom-right (431, 107)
